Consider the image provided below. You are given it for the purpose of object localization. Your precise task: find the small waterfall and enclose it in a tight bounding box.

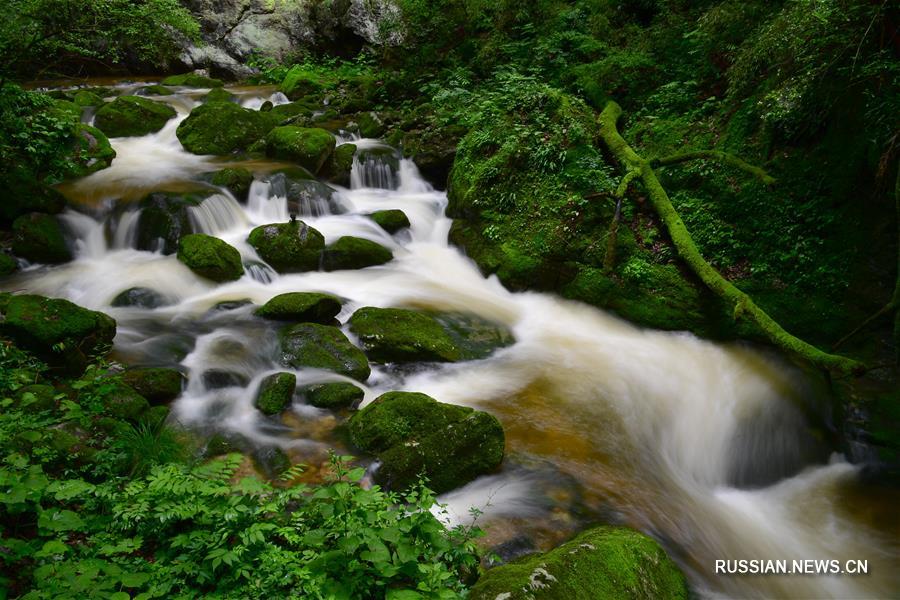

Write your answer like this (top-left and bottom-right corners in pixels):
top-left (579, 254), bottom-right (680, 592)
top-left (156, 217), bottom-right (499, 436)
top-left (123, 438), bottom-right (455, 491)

top-left (59, 210), bottom-right (106, 258)
top-left (350, 146), bottom-right (400, 190)
top-left (336, 130), bottom-right (362, 144)
top-left (188, 193), bottom-right (248, 235)
top-left (247, 180), bottom-right (290, 222)
top-left (241, 91), bottom-right (290, 111)
top-left (111, 209), bottom-right (142, 250)
top-left (398, 159), bottom-right (433, 194)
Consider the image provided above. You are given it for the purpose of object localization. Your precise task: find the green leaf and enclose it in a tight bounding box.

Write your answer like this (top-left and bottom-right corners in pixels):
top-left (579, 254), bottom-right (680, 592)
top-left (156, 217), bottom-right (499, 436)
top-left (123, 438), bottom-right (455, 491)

top-left (386, 590), bottom-right (425, 600)
top-left (38, 508), bottom-right (85, 532)
top-left (120, 571), bottom-right (151, 587)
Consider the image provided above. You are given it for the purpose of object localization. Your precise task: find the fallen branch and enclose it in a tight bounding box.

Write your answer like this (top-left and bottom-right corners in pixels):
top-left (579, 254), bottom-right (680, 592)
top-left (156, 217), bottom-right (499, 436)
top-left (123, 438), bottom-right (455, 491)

top-left (651, 151), bottom-right (777, 185)
top-left (603, 168), bottom-right (639, 273)
top-left (598, 101), bottom-right (863, 376)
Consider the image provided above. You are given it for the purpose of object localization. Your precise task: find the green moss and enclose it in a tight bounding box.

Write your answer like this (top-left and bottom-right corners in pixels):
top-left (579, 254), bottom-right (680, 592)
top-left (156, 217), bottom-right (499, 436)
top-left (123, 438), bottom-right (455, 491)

top-left (304, 382), bottom-right (364, 409)
top-left (369, 209), bottom-right (410, 234)
top-left (141, 405), bottom-right (170, 428)
top-left (71, 124), bottom-right (116, 177)
top-left (469, 526), bottom-right (689, 600)
top-left (254, 372), bottom-right (297, 415)
top-left (72, 90), bottom-right (105, 107)
top-left (322, 143), bottom-right (356, 186)
top-left (0, 253), bottom-right (18, 276)
top-left (280, 323), bottom-right (370, 381)
top-left (142, 84), bottom-right (174, 96)
top-left (264, 126), bottom-right (336, 174)
top-left (106, 383), bottom-right (150, 421)
top-left (356, 112), bottom-right (385, 138)
top-left (94, 96), bottom-right (176, 138)
top-left (349, 391), bottom-right (504, 493)
top-left (134, 190), bottom-right (211, 255)
top-left (247, 221), bottom-right (325, 273)
top-left (1, 173), bottom-right (66, 224)
top-left (205, 87), bottom-right (237, 103)
top-left (12, 213), bottom-right (72, 264)
top-left (15, 384), bottom-right (57, 411)
top-left (161, 73), bottom-right (224, 88)
top-left (268, 101), bottom-right (314, 121)
top-left (122, 368), bottom-right (184, 405)
top-left (176, 233), bottom-right (244, 282)
top-left (280, 65), bottom-right (326, 99)
top-left (209, 167), bottom-right (254, 199)
top-left (177, 102), bottom-right (278, 155)
top-left (321, 236), bottom-right (393, 271)
top-left (254, 292), bottom-right (342, 323)
top-left (348, 307), bottom-right (461, 363)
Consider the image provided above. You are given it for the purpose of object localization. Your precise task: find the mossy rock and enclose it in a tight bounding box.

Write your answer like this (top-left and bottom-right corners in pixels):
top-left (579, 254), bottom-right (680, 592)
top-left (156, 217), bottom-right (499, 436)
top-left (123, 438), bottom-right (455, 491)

top-left (209, 167), bottom-right (254, 200)
top-left (357, 111), bottom-right (385, 138)
top-left (111, 287), bottom-right (169, 309)
top-left (72, 90), bottom-right (105, 107)
top-left (205, 87), bottom-right (237, 103)
top-left (0, 294), bottom-right (116, 374)
top-left (94, 96), bottom-right (176, 138)
top-left (254, 292), bottom-right (342, 323)
top-left (106, 383), bottom-right (151, 421)
top-left (268, 101), bottom-right (313, 121)
top-left (321, 236), bottom-right (393, 271)
top-left (280, 323), bottom-right (370, 381)
top-left (265, 126), bottom-right (336, 174)
top-left (141, 84), bottom-right (173, 96)
top-left (254, 372), bottom-right (297, 415)
top-left (177, 233), bottom-right (244, 282)
top-left (12, 213), bottom-right (72, 264)
top-left (369, 209), bottom-right (410, 234)
top-left (0, 253), bottom-right (18, 276)
top-left (122, 367), bottom-right (184, 405)
top-left (469, 526), bottom-right (689, 600)
top-left (304, 382), bottom-right (364, 409)
top-left (349, 391), bottom-right (504, 493)
top-left (2, 171), bottom-right (66, 224)
top-left (134, 191), bottom-right (212, 254)
top-left (71, 124), bottom-right (116, 177)
top-left (161, 73), bottom-right (224, 88)
top-left (264, 169), bottom-right (344, 216)
top-left (322, 143), bottom-right (356, 186)
top-left (177, 102), bottom-right (278, 155)
top-left (280, 66), bottom-right (325, 99)
top-left (247, 221), bottom-right (325, 273)
top-left (15, 384), bottom-right (58, 411)
top-left (50, 99), bottom-right (82, 121)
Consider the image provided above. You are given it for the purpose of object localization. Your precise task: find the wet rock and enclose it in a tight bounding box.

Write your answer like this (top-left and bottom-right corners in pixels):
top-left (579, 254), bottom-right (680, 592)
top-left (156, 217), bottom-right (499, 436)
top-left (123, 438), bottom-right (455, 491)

top-left (135, 191), bottom-right (210, 254)
top-left (281, 65), bottom-right (325, 99)
top-left (72, 90), bottom-right (105, 107)
top-left (321, 143), bottom-right (356, 186)
top-left (71, 124), bottom-right (116, 177)
top-left (177, 101), bottom-right (278, 155)
top-left (177, 233), bottom-right (244, 282)
top-left (161, 73), bottom-right (225, 88)
top-left (0, 253), bottom-right (17, 276)
top-left (210, 299), bottom-right (253, 312)
top-left (260, 100), bottom-right (274, 112)
top-left (251, 444), bottom-right (291, 478)
top-left (368, 209), bottom-right (410, 233)
top-left (140, 84), bottom-right (174, 96)
top-left (349, 391), bottom-right (504, 493)
top-left (269, 101), bottom-right (314, 121)
top-left (208, 167), bottom-right (254, 200)
top-left (122, 367), bottom-right (185, 405)
top-left (265, 126), bottom-right (336, 174)
top-left (321, 236), bottom-right (393, 271)
top-left (280, 323), bottom-right (370, 381)
top-left (469, 526), bottom-right (689, 600)
top-left (12, 213), bottom-right (72, 264)
top-left (254, 292), bottom-right (342, 323)
top-left (247, 221), bottom-right (325, 273)
top-left (111, 287), bottom-right (169, 309)
top-left (264, 169), bottom-right (343, 216)
top-left (304, 382), bottom-right (364, 409)
top-left (15, 384), bottom-right (58, 412)
top-left (353, 145), bottom-right (400, 188)
top-left (254, 372), bottom-right (297, 415)
top-left (201, 369), bottom-right (250, 389)
top-left (94, 96), bottom-right (176, 138)
top-left (205, 87), bottom-right (237, 103)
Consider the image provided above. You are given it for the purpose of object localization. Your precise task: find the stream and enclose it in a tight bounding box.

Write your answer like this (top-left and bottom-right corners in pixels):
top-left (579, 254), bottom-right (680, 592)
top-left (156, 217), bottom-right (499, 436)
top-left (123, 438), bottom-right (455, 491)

top-left (5, 82), bottom-right (899, 599)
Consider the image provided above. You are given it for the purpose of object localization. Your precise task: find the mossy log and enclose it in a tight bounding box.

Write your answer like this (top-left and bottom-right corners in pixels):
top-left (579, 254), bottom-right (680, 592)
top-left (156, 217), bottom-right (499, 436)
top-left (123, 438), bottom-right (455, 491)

top-left (598, 101), bottom-right (863, 376)
top-left (651, 150), bottom-right (777, 185)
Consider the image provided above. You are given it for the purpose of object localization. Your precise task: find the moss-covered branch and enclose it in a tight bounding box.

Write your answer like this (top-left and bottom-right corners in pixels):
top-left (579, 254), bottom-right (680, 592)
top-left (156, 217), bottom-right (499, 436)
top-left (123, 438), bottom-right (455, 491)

top-left (651, 150), bottom-right (777, 185)
top-left (603, 169), bottom-right (640, 273)
top-left (598, 101), bottom-right (863, 376)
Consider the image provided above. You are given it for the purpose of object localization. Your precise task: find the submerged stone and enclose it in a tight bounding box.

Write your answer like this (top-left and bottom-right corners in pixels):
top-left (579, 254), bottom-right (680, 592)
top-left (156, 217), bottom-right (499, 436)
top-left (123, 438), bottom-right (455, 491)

top-left (349, 391), bottom-right (504, 493)
top-left (94, 96), bottom-right (176, 138)
top-left (304, 382), bottom-right (364, 409)
top-left (368, 209), bottom-right (410, 234)
top-left (254, 372), bottom-right (297, 415)
top-left (247, 221), bottom-right (325, 273)
top-left (176, 233), bottom-right (244, 282)
top-left (111, 287), bottom-right (168, 309)
top-left (321, 236), bottom-right (393, 271)
top-left (265, 126), bottom-right (336, 174)
top-left (12, 213), bottom-right (71, 264)
top-left (280, 323), bottom-right (370, 381)
top-left (177, 101), bottom-right (278, 155)
top-left (254, 292), bottom-right (342, 323)
top-left (140, 84), bottom-right (173, 96)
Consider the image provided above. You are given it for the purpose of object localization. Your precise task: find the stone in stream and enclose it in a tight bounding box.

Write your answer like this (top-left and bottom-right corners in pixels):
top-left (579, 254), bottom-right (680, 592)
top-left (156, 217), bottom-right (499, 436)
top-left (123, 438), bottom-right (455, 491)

top-left (303, 382), bottom-right (364, 409)
top-left (368, 209), bottom-right (410, 234)
top-left (280, 323), bottom-right (370, 381)
top-left (176, 233), bottom-right (244, 282)
top-left (263, 168), bottom-right (344, 216)
top-left (254, 292), bottom-right (342, 323)
top-left (11, 213), bottom-right (72, 264)
top-left (349, 391), bottom-right (504, 494)
top-left (0, 253), bottom-right (17, 276)
top-left (321, 143), bottom-right (356, 186)
top-left (94, 96), bottom-right (177, 138)
top-left (204, 87), bottom-right (237, 103)
top-left (264, 126), bottom-right (336, 174)
top-left (356, 111), bottom-right (386, 138)
top-left (72, 90), bottom-right (106, 107)
top-left (161, 73), bottom-right (225, 88)
top-left (122, 367), bottom-right (185, 405)
top-left (201, 369), bottom-right (250, 390)
top-left (348, 307), bottom-right (514, 364)
top-left (139, 84), bottom-right (173, 96)
top-left (177, 101), bottom-right (279, 155)
top-left (254, 372), bottom-right (297, 415)
top-left (134, 190), bottom-right (214, 255)
top-left (468, 526), bottom-right (689, 600)
top-left (247, 221), bottom-right (325, 273)
top-left (72, 124), bottom-right (116, 176)
top-left (321, 236), bottom-right (393, 271)
top-left (208, 167), bottom-right (254, 200)
top-left (111, 287), bottom-right (169, 309)
top-left (105, 382), bottom-right (151, 421)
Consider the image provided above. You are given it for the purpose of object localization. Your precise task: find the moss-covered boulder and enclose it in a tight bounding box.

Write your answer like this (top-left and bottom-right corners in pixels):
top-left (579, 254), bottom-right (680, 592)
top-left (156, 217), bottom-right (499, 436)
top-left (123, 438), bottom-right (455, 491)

top-left (254, 372), bottom-right (297, 415)
top-left (205, 87), bottom-right (237, 103)
top-left (254, 292), bottom-right (342, 323)
top-left (0, 253), bottom-right (18, 276)
top-left (106, 383), bottom-right (151, 421)
top-left (122, 367), bottom-right (184, 405)
top-left (304, 382), bottom-right (364, 409)
top-left (469, 526), bottom-right (689, 600)
top-left (280, 65), bottom-right (325, 99)
top-left (322, 143), bottom-right (356, 186)
top-left (247, 221), bottom-right (325, 273)
top-left (349, 391), bottom-right (504, 493)
top-left (11, 213), bottom-right (71, 264)
top-left (264, 169), bottom-right (344, 216)
top-left (209, 167), bottom-right (254, 200)
top-left (265, 126), bottom-right (336, 174)
top-left (176, 233), bottom-right (244, 282)
top-left (111, 287), bottom-right (168, 309)
top-left (357, 112), bottom-right (386, 138)
top-left (71, 124), bottom-right (116, 177)
top-left (177, 102), bottom-right (278, 155)
top-left (94, 96), bottom-right (176, 138)
top-left (72, 90), bottom-right (105, 107)
top-left (368, 209), bottom-right (410, 234)
top-left (0, 294), bottom-right (116, 374)
top-left (280, 323), bottom-right (370, 381)
top-left (141, 84), bottom-right (173, 96)
top-left (321, 237), bottom-right (393, 271)
top-left (269, 101), bottom-right (314, 121)
top-left (161, 73), bottom-right (224, 88)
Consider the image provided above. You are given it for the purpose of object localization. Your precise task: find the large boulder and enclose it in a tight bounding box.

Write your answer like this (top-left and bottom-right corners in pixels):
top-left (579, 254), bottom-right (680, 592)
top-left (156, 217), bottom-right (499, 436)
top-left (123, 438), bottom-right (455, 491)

top-left (0, 253), bottom-right (17, 276)
top-left (247, 221), bottom-right (325, 273)
top-left (94, 96), bottom-right (176, 138)
top-left (280, 323), bottom-right (370, 381)
top-left (105, 382), bottom-right (151, 421)
top-left (122, 367), bottom-right (184, 405)
top-left (177, 102), bottom-right (278, 155)
top-left (368, 209), bottom-right (410, 234)
top-left (70, 124), bottom-right (116, 177)
top-left (349, 391), bottom-right (504, 493)
top-left (208, 167), bottom-right (254, 200)
top-left (161, 73), bottom-right (224, 88)
top-left (11, 213), bottom-right (71, 264)
top-left (321, 236), bottom-right (393, 271)
top-left (254, 292), bottom-right (342, 323)
top-left (469, 526), bottom-right (689, 600)
top-left (0, 294), bottom-right (116, 375)
top-left (72, 90), bottom-right (106, 107)
top-left (176, 233), bottom-right (244, 282)
top-left (265, 126), bottom-right (336, 174)
top-left (254, 372), bottom-right (297, 415)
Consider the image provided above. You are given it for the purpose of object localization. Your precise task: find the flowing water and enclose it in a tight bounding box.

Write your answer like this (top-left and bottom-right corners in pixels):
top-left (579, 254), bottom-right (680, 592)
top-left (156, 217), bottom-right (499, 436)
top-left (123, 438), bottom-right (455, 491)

top-left (6, 83), bottom-right (899, 598)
